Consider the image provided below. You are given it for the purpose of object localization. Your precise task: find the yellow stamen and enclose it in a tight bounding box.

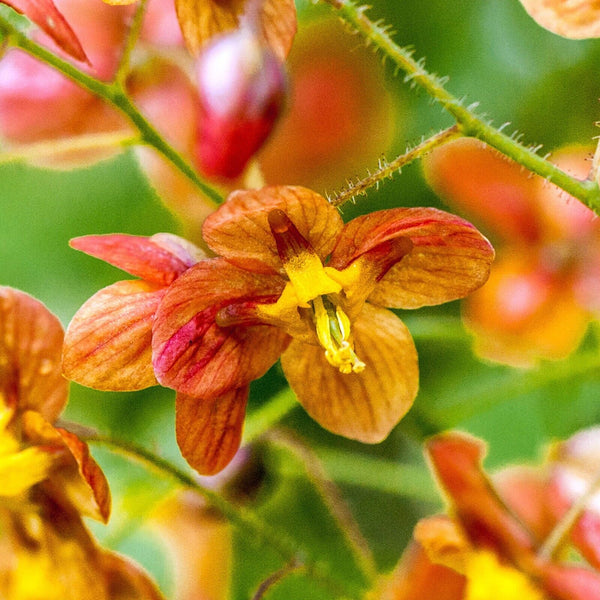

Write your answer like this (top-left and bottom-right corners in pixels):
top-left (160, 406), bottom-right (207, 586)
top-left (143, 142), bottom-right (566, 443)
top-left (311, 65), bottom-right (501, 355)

top-left (312, 296), bottom-right (365, 374)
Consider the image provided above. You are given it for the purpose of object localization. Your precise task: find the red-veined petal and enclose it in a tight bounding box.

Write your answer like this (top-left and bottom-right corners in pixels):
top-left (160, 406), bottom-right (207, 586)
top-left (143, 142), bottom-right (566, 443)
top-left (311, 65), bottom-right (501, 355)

top-left (176, 388), bottom-right (247, 475)
top-left (22, 410), bottom-right (111, 522)
top-left (0, 287), bottom-right (67, 421)
top-left (203, 185), bottom-right (343, 274)
top-left (70, 233), bottom-right (204, 285)
top-left (281, 303), bottom-right (418, 443)
top-left (330, 207), bottom-right (494, 309)
top-left (63, 280), bottom-right (163, 391)
top-left (152, 258), bottom-right (288, 398)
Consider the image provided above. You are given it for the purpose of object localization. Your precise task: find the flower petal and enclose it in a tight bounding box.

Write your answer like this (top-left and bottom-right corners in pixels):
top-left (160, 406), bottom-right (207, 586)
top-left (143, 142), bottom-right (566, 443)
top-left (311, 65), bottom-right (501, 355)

top-left (2, 0), bottom-right (89, 63)
top-left (175, 0), bottom-right (296, 60)
top-left (426, 432), bottom-right (536, 563)
top-left (22, 410), bottom-right (111, 522)
top-left (70, 233), bottom-right (204, 286)
top-left (518, 0), bottom-right (600, 39)
top-left (0, 287), bottom-right (67, 422)
top-left (176, 388), bottom-right (247, 475)
top-left (153, 258), bottom-right (289, 398)
top-left (540, 564), bottom-right (600, 600)
top-left (329, 207), bottom-right (494, 309)
top-left (63, 280), bottom-right (163, 391)
top-left (0, 445), bottom-right (56, 497)
top-left (281, 304), bottom-right (418, 443)
top-left (422, 138), bottom-right (542, 244)
top-left (202, 185), bottom-right (343, 274)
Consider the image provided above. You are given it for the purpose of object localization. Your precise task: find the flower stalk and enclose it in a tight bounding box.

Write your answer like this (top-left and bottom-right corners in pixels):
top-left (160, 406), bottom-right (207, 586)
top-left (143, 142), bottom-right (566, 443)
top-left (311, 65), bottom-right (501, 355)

top-left (322, 0), bottom-right (600, 216)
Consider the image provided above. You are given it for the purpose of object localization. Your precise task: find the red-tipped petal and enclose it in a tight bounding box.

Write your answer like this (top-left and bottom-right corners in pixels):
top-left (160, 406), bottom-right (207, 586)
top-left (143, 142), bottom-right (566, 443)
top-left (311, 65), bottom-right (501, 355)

top-left (176, 388), bottom-right (248, 475)
top-left (203, 185), bottom-right (343, 274)
top-left (70, 233), bottom-right (204, 285)
top-left (330, 207), bottom-right (494, 309)
top-left (0, 286), bottom-right (68, 421)
top-left (63, 280), bottom-right (163, 391)
top-left (3, 0), bottom-right (89, 63)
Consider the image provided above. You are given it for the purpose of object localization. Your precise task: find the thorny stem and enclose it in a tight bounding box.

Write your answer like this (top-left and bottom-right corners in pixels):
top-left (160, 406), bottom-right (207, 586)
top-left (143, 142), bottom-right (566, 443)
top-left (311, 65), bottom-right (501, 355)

top-left (538, 465), bottom-right (600, 561)
top-left (85, 433), bottom-right (366, 599)
top-left (322, 0), bottom-right (600, 216)
top-left (328, 125), bottom-right (461, 206)
top-left (0, 14), bottom-right (224, 206)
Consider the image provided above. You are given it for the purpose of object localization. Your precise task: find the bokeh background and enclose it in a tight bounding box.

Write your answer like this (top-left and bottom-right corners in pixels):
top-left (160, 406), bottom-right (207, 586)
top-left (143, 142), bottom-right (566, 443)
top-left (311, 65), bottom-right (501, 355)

top-left (2, 0), bottom-right (600, 597)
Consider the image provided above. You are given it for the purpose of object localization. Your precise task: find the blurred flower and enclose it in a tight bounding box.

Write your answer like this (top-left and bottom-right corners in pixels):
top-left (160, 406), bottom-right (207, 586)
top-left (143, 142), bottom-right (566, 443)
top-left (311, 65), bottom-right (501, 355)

top-left (63, 233), bottom-right (206, 391)
top-left (0, 0), bottom-right (132, 167)
top-left (0, 286), bottom-right (163, 600)
top-left (380, 431), bottom-right (600, 600)
top-left (424, 138), bottom-right (598, 366)
top-left (260, 16), bottom-right (397, 192)
top-left (195, 28), bottom-right (287, 180)
top-left (517, 0), bottom-right (600, 39)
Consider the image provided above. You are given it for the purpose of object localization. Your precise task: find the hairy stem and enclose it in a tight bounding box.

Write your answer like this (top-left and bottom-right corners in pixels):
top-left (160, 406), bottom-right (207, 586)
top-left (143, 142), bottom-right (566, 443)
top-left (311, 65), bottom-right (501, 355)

top-left (0, 14), bottom-right (224, 205)
top-left (322, 0), bottom-right (600, 215)
top-left (328, 125), bottom-right (461, 206)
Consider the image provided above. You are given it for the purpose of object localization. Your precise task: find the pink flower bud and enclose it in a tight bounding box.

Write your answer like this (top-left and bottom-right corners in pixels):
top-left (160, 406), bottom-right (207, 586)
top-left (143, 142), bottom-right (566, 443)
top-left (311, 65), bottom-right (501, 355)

top-left (194, 29), bottom-right (286, 180)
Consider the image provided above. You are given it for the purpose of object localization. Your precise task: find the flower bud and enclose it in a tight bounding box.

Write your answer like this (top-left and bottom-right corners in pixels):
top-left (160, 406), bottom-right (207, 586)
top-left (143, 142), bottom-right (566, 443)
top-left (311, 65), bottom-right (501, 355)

top-left (194, 29), bottom-right (286, 180)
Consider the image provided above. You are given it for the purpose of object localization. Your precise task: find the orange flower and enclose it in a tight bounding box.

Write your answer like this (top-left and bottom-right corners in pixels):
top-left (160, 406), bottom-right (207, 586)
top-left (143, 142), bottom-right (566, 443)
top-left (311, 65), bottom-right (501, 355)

top-left (65, 186), bottom-right (493, 474)
top-left (424, 138), bottom-right (598, 366)
top-left (0, 287), bottom-right (163, 600)
top-left (381, 432), bottom-right (600, 600)
top-left (517, 0), bottom-right (600, 39)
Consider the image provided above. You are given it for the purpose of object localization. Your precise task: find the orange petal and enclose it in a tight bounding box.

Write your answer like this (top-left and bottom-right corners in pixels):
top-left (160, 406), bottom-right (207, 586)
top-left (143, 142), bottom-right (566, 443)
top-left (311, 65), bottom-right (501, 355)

top-left (518, 0), bottom-right (600, 39)
top-left (176, 388), bottom-right (247, 475)
top-left (0, 287), bottom-right (68, 422)
top-left (329, 207), bottom-right (494, 309)
top-left (426, 432), bottom-right (536, 563)
top-left (21, 410), bottom-right (111, 522)
top-left (70, 233), bottom-right (204, 286)
top-left (152, 258), bottom-right (289, 398)
top-left (3, 0), bottom-right (89, 63)
top-left (174, 0), bottom-right (296, 60)
top-left (281, 304), bottom-right (418, 443)
top-left (381, 539), bottom-right (465, 600)
top-left (423, 138), bottom-right (542, 244)
top-left (203, 185), bottom-right (343, 274)
top-left (63, 280), bottom-right (163, 391)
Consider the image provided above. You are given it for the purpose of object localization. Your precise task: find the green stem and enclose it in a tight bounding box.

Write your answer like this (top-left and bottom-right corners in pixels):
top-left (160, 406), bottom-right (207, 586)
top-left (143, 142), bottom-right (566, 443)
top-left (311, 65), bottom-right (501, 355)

top-left (328, 125), bottom-right (461, 207)
top-left (322, 0), bottom-right (600, 215)
top-left (0, 15), bottom-right (224, 206)
top-left (85, 433), bottom-right (364, 599)
top-left (244, 387), bottom-right (298, 444)
top-left (114, 0), bottom-right (148, 86)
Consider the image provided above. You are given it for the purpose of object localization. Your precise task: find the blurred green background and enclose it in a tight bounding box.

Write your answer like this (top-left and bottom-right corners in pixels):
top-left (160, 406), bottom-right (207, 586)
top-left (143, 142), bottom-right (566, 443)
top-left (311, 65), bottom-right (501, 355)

top-left (2, 0), bottom-right (600, 597)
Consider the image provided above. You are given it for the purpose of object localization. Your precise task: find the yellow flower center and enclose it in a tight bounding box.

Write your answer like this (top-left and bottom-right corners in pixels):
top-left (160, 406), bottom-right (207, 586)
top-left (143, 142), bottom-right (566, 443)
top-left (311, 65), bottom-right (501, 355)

top-left (266, 208), bottom-right (366, 373)
top-left (464, 551), bottom-right (544, 600)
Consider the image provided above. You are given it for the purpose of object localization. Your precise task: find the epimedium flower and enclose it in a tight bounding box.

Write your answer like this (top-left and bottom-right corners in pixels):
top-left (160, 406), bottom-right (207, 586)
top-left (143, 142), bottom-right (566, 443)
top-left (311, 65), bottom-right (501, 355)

top-left (379, 431), bottom-right (600, 600)
top-left (423, 138), bottom-right (599, 367)
top-left (153, 186), bottom-right (493, 472)
top-left (0, 286), bottom-right (164, 600)
top-left (64, 186), bottom-right (493, 476)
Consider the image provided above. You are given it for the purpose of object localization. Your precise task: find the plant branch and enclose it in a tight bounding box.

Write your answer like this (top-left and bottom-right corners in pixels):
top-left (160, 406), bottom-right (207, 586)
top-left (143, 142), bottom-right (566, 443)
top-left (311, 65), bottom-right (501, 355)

top-left (0, 14), bottom-right (224, 206)
top-left (327, 125), bottom-right (461, 206)
top-left (85, 433), bottom-right (365, 599)
top-left (322, 0), bottom-right (600, 215)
